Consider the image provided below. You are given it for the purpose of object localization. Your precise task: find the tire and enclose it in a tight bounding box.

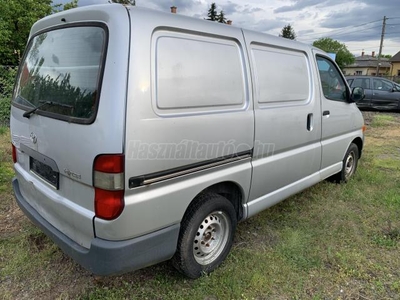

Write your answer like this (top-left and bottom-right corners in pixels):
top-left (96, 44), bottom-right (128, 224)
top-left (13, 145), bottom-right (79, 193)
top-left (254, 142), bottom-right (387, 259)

top-left (172, 193), bottom-right (237, 279)
top-left (329, 143), bottom-right (359, 183)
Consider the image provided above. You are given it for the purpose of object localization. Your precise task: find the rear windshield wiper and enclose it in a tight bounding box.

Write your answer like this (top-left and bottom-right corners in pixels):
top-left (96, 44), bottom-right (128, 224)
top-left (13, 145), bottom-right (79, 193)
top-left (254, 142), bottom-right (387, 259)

top-left (23, 101), bottom-right (73, 119)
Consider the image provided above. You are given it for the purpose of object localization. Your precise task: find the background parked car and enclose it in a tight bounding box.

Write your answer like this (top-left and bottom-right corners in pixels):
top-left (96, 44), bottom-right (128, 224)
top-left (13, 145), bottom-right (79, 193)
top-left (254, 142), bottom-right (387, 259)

top-left (346, 76), bottom-right (400, 111)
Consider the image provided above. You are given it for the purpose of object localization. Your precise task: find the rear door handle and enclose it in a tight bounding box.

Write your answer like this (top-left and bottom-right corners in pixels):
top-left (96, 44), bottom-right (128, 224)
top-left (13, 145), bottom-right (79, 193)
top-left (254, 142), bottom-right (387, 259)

top-left (323, 110), bottom-right (330, 117)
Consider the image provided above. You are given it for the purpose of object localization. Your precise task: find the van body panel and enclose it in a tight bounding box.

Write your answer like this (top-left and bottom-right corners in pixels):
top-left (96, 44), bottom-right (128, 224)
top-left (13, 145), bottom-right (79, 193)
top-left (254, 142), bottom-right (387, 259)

top-left (242, 30), bottom-right (322, 202)
top-left (123, 7), bottom-right (254, 180)
top-left (11, 4), bottom-right (130, 248)
top-left (95, 158), bottom-right (252, 240)
top-left (246, 169), bottom-right (320, 218)
top-left (15, 167), bottom-right (94, 247)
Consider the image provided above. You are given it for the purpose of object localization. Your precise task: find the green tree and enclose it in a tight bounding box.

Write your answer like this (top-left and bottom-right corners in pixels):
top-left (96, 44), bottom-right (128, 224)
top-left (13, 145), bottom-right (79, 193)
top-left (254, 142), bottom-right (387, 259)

top-left (63, 0), bottom-right (78, 10)
top-left (111, 0), bottom-right (136, 4)
top-left (313, 38), bottom-right (355, 69)
top-left (280, 24), bottom-right (296, 40)
top-left (0, 0), bottom-right (79, 66)
top-left (217, 10), bottom-right (227, 23)
top-left (207, 3), bottom-right (218, 21)
top-left (0, 0), bottom-right (53, 65)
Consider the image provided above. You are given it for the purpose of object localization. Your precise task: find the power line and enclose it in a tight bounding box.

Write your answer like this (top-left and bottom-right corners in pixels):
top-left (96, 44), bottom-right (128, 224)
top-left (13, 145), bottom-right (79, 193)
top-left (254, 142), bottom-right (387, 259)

top-left (298, 19), bottom-right (381, 38)
top-left (299, 24), bottom-right (384, 42)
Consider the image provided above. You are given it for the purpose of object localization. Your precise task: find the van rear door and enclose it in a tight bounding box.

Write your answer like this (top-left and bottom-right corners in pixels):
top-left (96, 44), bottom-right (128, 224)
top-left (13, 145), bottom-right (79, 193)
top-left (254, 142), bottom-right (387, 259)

top-left (10, 5), bottom-right (130, 248)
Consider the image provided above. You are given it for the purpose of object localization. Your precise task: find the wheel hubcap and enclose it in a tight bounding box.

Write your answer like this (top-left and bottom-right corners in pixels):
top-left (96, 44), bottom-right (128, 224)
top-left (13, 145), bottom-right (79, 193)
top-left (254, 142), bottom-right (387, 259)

top-left (345, 151), bottom-right (355, 179)
top-left (193, 211), bottom-right (230, 265)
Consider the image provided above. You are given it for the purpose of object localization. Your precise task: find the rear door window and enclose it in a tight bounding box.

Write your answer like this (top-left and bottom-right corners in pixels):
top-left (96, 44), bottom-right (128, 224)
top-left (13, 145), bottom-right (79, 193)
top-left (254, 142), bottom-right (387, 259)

top-left (13, 25), bottom-right (107, 123)
top-left (373, 78), bottom-right (393, 91)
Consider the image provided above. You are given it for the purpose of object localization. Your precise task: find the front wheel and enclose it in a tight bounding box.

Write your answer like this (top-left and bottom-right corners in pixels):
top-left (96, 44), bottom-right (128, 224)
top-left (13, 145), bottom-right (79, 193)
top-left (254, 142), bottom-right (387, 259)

top-left (330, 143), bottom-right (359, 183)
top-left (172, 193), bottom-right (237, 279)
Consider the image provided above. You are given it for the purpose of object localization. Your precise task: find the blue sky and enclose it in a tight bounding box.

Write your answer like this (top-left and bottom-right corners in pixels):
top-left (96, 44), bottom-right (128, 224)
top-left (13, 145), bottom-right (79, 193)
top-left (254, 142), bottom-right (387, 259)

top-left (57, 0), bottom-right (400, 56)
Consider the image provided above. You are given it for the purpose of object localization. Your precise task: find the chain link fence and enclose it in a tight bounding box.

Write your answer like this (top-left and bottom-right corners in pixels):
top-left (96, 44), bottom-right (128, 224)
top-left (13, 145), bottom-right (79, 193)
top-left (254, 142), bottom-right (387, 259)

top-left (0, 65), bottom-right (18, 127)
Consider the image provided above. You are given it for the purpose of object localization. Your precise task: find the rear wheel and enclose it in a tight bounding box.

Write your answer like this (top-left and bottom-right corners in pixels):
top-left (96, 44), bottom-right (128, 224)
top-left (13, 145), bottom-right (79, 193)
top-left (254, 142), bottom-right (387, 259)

top-left (172, 193), bottom-right (237, 279)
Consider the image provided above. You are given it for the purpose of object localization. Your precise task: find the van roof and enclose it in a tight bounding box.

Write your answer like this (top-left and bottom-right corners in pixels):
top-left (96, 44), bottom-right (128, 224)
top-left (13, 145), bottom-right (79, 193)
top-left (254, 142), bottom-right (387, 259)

top-left (31, 3), bottom-right (320, 54)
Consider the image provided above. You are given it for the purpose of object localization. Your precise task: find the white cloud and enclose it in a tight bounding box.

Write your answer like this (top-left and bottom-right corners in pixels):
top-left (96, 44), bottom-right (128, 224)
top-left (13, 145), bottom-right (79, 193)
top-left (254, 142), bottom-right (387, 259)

top-left (55, 0), bottom-right (400, 56)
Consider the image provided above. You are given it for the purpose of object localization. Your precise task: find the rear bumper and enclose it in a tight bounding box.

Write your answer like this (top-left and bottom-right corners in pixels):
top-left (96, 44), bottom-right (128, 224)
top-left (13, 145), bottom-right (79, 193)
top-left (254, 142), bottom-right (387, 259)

top-left (13, 178), bottom-right (180, 275)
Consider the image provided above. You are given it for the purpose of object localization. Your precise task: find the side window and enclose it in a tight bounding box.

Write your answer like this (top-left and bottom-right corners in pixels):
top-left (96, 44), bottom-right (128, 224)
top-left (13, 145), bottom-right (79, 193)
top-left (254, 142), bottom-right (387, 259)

top-left (316, 56), bottom-right (347, 102)
top-left (373, 79), bottom-right (392, 91)
top-left (353, 78), bottom-right (370, 89)
top-left (251, 45), bottom-right (310, 104)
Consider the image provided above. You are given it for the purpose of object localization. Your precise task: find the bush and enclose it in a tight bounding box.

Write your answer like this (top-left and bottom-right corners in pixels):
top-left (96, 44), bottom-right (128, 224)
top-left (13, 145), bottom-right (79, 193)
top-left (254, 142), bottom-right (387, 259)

top-left (0, 66), bottom-right (17, 126)
top-left (0, 98), bottom-right (11, 126)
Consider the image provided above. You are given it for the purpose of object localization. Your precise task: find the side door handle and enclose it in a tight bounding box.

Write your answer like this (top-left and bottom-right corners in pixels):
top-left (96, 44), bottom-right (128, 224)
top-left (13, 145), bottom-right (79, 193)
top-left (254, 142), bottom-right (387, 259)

top-left (323, 110), bottom-right (330, 117)
top-left (307, 113), bottom-right (314, 131)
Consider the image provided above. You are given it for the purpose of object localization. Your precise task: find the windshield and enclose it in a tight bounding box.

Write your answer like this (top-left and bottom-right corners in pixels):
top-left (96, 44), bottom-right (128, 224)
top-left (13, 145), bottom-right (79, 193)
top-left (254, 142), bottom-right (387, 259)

top-left (13, 25), bottom-right (106, 122)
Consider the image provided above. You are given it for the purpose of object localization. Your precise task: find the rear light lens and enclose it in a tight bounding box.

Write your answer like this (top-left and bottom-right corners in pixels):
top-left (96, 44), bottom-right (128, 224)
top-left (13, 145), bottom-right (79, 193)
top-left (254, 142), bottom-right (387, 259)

top-left (95, 189), bottom-right (124, 220)
top-left (12, 144), bottom-right (17, 163)
top-left (94, 154), bottom-right (125, 220)
top-left (94, 154), bottom-right (124, 173)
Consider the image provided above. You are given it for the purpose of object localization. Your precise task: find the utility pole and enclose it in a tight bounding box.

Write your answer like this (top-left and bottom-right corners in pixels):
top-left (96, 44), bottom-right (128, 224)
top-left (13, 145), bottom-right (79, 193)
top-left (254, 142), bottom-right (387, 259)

top-left (376, 16), bottom-right (387, 76)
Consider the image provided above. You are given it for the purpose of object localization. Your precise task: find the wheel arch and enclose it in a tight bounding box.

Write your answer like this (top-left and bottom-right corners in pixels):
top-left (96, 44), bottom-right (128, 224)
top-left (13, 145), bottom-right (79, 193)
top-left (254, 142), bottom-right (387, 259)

top-left (184, 181), bottom-right (245, 222)
top-left (352, 137), bottom-right (363, 158)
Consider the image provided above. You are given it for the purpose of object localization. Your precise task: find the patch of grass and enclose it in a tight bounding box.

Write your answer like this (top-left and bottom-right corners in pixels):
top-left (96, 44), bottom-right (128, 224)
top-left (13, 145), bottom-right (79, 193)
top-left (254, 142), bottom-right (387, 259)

top-left (371, 114), bottom-right (395, 127)
top-left (277, 228), bottom-right (322, 270)
top-left (0, 126), bottom-right (8, 135)
top-left (2, 112), bottom-right (400, 299)
top-left (0, 128), bottom-right (13, 194)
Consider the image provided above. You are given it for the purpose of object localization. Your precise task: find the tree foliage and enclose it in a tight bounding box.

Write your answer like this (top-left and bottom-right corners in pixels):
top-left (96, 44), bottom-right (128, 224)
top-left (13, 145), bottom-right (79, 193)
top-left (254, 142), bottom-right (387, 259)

top-left (63, 0), bottom-right (78, 10)
top-left (0, 0), bottom-right (53, 65)
top-left (111, 0), bottom-right (136, 5)
top-left (207, 3), bottom-right (218, 21)
top-left (313, 38), bottom-right (355, 69)
top-left (0, 0), bottom-right (80, 66)
top-left (0, 67), bottom-right (17, 125)
top-left (280, 24), bottom-right (296, 40)
top-left (217, 10), bottom-right (227, 24)
top-left (207, 3), bottom-right (229, 23)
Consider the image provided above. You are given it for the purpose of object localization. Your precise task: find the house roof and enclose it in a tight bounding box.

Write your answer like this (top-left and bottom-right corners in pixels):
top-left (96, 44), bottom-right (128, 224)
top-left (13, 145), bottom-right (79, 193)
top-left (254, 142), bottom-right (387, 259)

top-left (346, 55), bottom-right (391, 68)
top-left (389, 51), bottom-right (400, 62)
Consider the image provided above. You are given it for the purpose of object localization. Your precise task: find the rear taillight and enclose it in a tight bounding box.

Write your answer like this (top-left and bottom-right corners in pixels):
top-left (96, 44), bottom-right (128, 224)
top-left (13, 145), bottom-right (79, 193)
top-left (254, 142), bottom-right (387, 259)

top-left (12, 144), bottom-right (17, 163)
top-left (94, 154), bottom-right (125, 220)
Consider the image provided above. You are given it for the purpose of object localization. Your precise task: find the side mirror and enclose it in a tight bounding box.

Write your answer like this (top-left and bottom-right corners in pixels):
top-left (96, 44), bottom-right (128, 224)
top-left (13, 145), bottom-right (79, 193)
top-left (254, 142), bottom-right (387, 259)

top-left (350, 86), bottom-right (365, 103)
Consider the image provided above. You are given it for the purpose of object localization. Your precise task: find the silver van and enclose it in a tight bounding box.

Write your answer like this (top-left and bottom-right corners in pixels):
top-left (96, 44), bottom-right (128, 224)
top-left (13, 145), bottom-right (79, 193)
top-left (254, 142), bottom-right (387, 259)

top-left (10, 4), bottom-right (365, 278)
